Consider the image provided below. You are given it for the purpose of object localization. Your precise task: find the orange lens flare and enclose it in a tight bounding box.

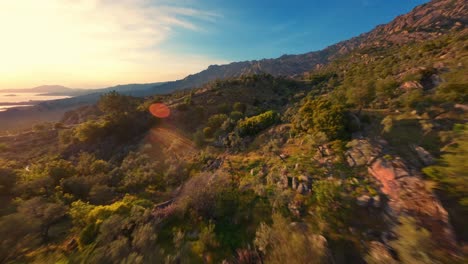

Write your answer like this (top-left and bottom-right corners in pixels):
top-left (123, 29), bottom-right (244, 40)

top-left (149, 103), bottom-right (170, 118)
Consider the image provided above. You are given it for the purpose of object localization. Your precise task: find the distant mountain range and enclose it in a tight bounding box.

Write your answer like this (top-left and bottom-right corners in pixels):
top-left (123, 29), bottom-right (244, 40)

top-left (1, 83), bottom-right (167, 97)
top-left (0, 85), bottom-right (81, 95)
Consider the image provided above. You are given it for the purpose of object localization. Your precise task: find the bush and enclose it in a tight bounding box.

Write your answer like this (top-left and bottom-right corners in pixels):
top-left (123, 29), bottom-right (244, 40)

top-left (73, 120), bottom-right (109, 143)
top-left (255, 214), bottom-right (329, 263)
top-left (435, 83), bottom-right (468, 104)
top-left (293, 98), bottom-right (346, 139)
top-left (238, 110), bottom-right (279, 136)
top-left (230, 111), bottom-right (244, 121)
top-left (233, 102), bottom-right (247, 113)
top-left (203, 127), bottom-right (214, 138)
top-left (98, 91), bottom-right (137, 117)
top-left (207, 114), bottom-right (228, 130)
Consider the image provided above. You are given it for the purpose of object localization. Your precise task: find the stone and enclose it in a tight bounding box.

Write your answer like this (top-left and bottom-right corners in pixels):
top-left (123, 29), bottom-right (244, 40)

top-left (411, 145), bottom-right (435, 166)
top-left (357, 195), bottom-right (371, 207)
top-left (298, 174), bottom-right (309, 183)
top-left (400, 81), bottom-right (423, 90)
top-left (430, 74), bottom-right (442, 87)
top-left (292, 177), bottom-right (298, 190)
top-left (296, 183), bottom-right (306, 194)
top-left (366, 241), bottom-right (398, 264)
top-left (372, 195), bottom-right (381, 208)
top-left (454, 104), bottom-right (468, 111)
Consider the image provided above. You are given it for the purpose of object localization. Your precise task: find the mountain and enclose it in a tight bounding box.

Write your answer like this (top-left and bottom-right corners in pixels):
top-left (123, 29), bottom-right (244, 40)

top-left (0, 85), bottom-right (83, 95)
top-left (148, 0), bottom-right (466, 93)
top-left (1, 83), bottom-right (167, 97)
top-left (0, 0), bottom-right (465, 132)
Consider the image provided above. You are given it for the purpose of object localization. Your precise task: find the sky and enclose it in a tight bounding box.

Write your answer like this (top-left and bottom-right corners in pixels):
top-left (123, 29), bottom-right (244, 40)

top-left (0, 0), bottom-right (429, 89)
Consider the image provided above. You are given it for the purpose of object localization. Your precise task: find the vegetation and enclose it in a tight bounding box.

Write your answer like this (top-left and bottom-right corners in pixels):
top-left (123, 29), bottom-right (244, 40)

top-left (0, 5), bottom-right (467, 263)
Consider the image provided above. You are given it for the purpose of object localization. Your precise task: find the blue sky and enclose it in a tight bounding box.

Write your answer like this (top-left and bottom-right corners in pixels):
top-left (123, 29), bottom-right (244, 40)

top-left (0, 0), bottom-right (429, 89)
top-left (161, 0), bottom-right (429, 61)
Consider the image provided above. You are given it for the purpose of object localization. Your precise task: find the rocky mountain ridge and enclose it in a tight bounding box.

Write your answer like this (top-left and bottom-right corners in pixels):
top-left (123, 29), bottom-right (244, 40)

top-left (151, 0), bottom-right (467, 93)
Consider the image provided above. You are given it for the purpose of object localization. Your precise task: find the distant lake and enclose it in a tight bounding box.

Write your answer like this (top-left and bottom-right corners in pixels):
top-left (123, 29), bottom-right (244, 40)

top-left (0, 92), bottom-right (70, 111)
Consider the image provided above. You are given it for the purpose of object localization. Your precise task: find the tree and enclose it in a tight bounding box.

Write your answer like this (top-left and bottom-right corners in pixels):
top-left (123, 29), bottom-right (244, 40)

top-left (0, 167), bottom-right (16, 195)
top-left (17, 198), bottom-right (67, 241)
top-left (207, 114), bottom-right (228, 130)
top-left (293, 97), bottom-right (347, 139)
top-left (230, 111), bottom-right (244, 121)
top-left (203, 127), bottom-right (214, 138)
top-left (345, 81), bottom-right (375, 111)
top-left (0, 213), bottom-right (41, 263)
top-left (233, 102), bottom-right (247, 113)
top-left (98, 91), bottom-right (136, 117)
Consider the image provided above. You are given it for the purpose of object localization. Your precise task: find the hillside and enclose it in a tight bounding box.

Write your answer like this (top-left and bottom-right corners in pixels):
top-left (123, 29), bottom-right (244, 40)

top-left (0, 0), bottom-right (467, 263)
top-left (147, 0), bottom-right (467, 93)
top-left (0, 83), bottom-right (166, 132)
top-left (0, 0), bottom-right (465, 133)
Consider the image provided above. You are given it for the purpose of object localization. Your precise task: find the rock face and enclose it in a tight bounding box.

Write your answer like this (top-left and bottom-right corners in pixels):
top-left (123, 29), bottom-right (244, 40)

top-left (346, 139), bottom-right (458, 253)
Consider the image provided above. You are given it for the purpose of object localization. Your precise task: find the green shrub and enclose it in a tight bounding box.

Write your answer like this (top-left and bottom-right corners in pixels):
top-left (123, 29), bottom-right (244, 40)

top-left (207, 114), bottom-right (228, 130)
top-left (293, 98), bottom-right (346, 139)
top-left (74, 120), bottom-right (109, 143)
top-left (230, 111), bottom-right (244, 121)
top-left (203, 127), bottom-right (214, 138)
top-left (233, 102), bottom-right (247, 113)
top-left (238, 110), bottom-right (279, 136)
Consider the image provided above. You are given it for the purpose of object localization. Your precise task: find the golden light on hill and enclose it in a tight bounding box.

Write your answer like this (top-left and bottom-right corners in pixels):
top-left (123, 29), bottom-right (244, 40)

top-left (149, 103), bottom-right (171, 118)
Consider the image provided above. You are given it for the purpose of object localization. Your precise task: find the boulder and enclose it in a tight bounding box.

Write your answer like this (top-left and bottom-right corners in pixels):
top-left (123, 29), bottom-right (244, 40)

top-left (372, 195), bottom-right (381, 208)
top-left (400, 81), bottom-right (423, 90)
top-left (366, 241), bottom-right (398, 264)
top-left (296, 183), bottom-right (308, 194)
top-left (411, 145), bottom-right (435, 166)
top-left (357, 195), bottom-right (371, 207)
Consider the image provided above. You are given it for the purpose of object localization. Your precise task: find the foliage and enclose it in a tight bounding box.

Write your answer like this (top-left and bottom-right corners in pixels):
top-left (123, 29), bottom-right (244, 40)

top-left (207, 114), bottom-right (229, 130)
top-left (98, 91), bottom-right (137, 117)
top-left (293, 97), bottom-right (347, 139)
top-left (233, 102), bottom-right (247, 113)
top-left (254, 214), bottom-right (328, 264)
top-left (203, 127), bottom-right (214, 139)
top-left (390, 217), bottom-right (443, 264)
top-left (423, 124), bottom-right (468, 208)
top-left (238, 110), bottom-right (279, 136)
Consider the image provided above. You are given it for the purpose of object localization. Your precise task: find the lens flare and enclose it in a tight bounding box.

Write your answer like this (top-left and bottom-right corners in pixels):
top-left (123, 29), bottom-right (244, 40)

top-left (149, 103), bottom-right (170, 118)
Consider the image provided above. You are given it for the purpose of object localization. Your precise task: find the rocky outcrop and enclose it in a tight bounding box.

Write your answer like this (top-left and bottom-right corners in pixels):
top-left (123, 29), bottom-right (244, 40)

top-left (400, 81), bottom-right (423, 91)
top-left (347, 138), bottom-right (458, 253)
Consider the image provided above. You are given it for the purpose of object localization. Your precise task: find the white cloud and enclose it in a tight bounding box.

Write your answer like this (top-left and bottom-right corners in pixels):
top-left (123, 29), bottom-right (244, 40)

top-left (0, 0), bottom-right (225, 88)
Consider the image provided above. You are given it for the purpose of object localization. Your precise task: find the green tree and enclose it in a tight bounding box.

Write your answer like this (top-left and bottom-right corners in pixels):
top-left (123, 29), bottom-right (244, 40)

top-left (233, 102), bottom-right (247, 113)
top-left (17, 198), bottom-right (67, 241)
top-left (207, 114), bottom-right (228, 130)
top-left (203, 127), bottom-right (214, 138)
top-left (293, 97), bottom-right (346, 139)
top-left (98, 91), bottom-right (136, 117)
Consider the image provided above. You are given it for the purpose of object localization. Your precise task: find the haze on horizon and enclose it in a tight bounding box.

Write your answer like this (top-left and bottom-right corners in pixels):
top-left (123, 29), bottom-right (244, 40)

top-left (0, 0), bottom-right (428, 90)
